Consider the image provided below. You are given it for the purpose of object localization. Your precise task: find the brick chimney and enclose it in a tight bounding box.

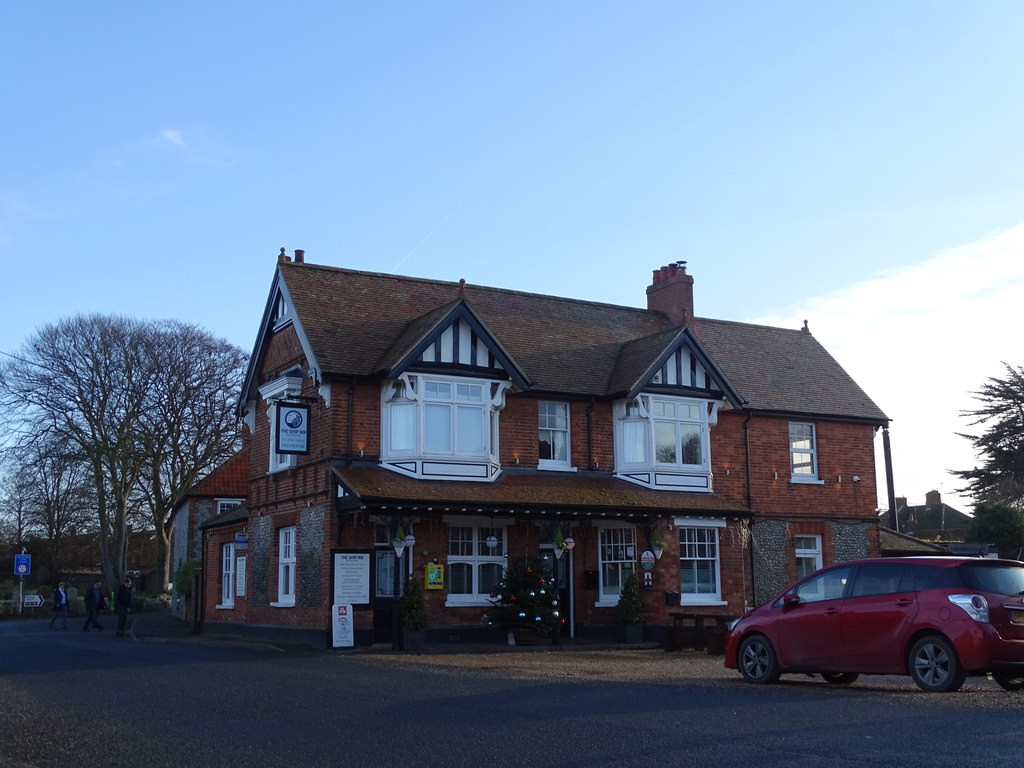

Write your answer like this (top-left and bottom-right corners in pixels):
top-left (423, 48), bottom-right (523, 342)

top-left (925, 490), bottom-right (941, 507)
top-left (646, 261), bottom-right (694, 325)
top-left (294, 249), bottom-right (305, 264)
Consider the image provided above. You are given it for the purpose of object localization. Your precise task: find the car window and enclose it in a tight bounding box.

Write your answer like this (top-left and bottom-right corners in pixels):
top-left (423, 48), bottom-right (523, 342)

top-left (913, 564), bottom-right (962, 590)
top-left (851, 564), bottom-right (911, 597)
top-left (958, 563), bottom-right (1024, 596)
top-left (793, 566), bottom-right (851, 604)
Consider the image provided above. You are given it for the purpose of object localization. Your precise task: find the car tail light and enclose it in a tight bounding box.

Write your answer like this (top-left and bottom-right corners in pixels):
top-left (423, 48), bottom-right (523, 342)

top-left (948, 594), bottom-right (990, 622)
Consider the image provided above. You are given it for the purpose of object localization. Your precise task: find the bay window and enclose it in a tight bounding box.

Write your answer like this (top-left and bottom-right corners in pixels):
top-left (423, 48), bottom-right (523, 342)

top-left (382, 374), bottom-right (509, 479)
top-left (614, 394), bottom-right (716, 490)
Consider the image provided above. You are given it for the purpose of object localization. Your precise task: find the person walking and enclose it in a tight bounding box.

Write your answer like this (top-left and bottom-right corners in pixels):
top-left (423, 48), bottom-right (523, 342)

top-left (83, 579), bottom-right (105, 632)
top-left (49, 581), bottom-right (69, 629)
top-left (116, 578), bottom-right (133, 638)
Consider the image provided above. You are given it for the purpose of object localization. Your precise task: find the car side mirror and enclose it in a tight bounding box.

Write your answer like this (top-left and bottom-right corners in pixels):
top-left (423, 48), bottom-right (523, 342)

top-left (782, 593), bottom-right (801, 607)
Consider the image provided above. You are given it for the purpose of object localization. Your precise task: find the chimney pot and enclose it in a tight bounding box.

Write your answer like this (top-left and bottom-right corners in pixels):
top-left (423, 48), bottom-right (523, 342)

top-left (294, 249), bottom-right (305, 264)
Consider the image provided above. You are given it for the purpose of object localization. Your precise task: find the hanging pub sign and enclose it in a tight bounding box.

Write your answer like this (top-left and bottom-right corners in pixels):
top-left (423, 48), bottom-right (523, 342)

top-left (275, 402), bottom-right (310, 454)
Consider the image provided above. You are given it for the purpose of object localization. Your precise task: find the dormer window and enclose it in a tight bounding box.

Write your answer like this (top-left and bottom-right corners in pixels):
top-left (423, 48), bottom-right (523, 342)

top-left (614, 394), bottom-right (716, 492)
top-left (381, 373), bottom-right (509, 480)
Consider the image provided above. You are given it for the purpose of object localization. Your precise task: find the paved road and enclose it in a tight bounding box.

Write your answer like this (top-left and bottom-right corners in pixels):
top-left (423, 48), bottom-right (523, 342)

top-left (3, 615), bottom-right (1023, 767)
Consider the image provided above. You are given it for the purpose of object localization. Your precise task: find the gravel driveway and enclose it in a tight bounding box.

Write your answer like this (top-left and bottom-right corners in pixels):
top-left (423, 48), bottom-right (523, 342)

top-left (364, 648), bottom-right (730, 684)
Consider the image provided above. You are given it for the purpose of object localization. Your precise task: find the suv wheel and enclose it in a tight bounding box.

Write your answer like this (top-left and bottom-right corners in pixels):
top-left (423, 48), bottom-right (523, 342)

top-left (909, 635), bottom-right (965, 693)
top-left (992, 672), bottom-right (1024, 691)
top-left (737, 634), bottom-right (781, 684)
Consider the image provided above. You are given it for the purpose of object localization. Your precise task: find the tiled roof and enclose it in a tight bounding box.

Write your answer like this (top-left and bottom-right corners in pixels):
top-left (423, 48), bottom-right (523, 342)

top-left (187, 450), bottom-right (248, 498)
top-left (277, 261), bottom-right (888, 422)
top-left (879, 526), bottom-right (948, 554)
top-left (333, 467), bottom-right (747, 516)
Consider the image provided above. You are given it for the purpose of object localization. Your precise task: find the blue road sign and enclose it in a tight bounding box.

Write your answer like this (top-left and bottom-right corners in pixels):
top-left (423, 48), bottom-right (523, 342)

top-left (14, 554), bottom-right (30, 576)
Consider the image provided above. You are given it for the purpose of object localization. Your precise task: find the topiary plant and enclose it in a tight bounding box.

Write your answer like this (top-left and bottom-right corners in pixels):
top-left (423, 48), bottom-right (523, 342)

top-left (400, 574), bottom-right (428, 631)
top-left (615, 571), bottom-right (645, 624)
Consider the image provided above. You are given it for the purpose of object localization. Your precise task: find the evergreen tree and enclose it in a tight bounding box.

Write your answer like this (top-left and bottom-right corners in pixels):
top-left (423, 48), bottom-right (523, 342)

top-left (967, 501), bottom-right (1024, 558)
top-left (486, 558), bottom-right (560, 636)
top-left (615, 571), bottom-right (645, 624)
top-left (955, 363), bottom-right (1024, 507)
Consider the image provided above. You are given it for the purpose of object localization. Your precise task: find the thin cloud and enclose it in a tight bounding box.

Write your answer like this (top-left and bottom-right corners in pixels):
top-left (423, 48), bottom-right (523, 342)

top-left (749, 221), bottom-right (1024, 514)
top-left (106, 128), bottom-right (236, 170)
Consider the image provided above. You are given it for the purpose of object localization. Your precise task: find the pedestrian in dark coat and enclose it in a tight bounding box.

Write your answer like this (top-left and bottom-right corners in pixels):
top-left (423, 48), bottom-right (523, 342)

top-left (49, 581), bottom-right (69, 629)
top-left (116, 578), bottom-right (133, 637)
top-left (83, 580), bottom-right (105, 632)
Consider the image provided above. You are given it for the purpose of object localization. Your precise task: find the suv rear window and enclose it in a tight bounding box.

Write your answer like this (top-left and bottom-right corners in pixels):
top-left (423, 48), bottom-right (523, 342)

top-left (957, 563), bottom-right (1024, 596)
top-left (912, 564), bottom-right (963, 590)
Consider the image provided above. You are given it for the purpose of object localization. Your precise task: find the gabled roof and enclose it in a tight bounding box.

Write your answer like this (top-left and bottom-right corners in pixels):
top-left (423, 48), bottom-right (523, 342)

top-left (333, 467), bottom-right (747, 517)
top-left (609, 325), bottom-right (743, 406)
top-left (379, 299), bottom-right (531, 390)
top-left (183, 450), bottom-right (248, 499)
top-left (244, 259), bottom-right (887, 423)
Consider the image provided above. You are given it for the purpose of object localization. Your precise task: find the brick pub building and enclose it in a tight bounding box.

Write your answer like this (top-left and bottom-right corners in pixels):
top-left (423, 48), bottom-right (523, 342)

top-left (200, 253), bottom-right (889, 647)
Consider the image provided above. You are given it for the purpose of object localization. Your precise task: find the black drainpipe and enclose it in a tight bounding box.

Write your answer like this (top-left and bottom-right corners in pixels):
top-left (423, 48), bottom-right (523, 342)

top-left (882, 426), bottom-right (898, 532)
top-left (744, 413), bottom-right (757, 607)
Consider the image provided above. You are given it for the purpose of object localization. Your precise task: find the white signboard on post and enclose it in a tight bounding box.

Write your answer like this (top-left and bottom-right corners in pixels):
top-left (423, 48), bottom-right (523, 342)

top-left (332, 604), bottom-right (354, 648)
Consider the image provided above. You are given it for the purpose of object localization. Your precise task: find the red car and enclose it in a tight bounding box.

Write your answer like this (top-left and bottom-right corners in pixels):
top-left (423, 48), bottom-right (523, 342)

top-left (724, 556), bottom-right (1024, 692)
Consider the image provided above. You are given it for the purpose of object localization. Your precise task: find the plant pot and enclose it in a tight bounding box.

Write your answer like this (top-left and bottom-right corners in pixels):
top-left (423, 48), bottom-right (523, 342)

top-left (512, 629), bottom-right (538, 646)
top-left (402, 628), bottom-right (426, 650)
top-left (618, 622), bottom-right (644, 644)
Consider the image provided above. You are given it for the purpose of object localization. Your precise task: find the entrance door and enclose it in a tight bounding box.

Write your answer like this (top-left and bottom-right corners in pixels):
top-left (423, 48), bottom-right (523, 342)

top-left (539, 547), bottom-right (571, 638)
top-left (373, 550), bottom-right (397, 644)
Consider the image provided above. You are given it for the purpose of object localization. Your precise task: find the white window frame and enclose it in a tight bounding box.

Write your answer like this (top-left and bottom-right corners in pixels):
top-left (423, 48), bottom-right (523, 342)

top-left (382, 374), bottom-right (508, 464)
top-left (217, 498), bottom-right (244, 515)
top-left (595, 522), bottom-right (637, 607)
top-left (444, 516), bottom-right (509, 607)
top-left (794, 534), bottom-right (823, 579)
top-left (538, 401), bottom-right (573, 470)
top-left (676, 517), bottom-right (727, 606)
top-left (789, 421), bottom-right (822, 483)
top-left (614, 395), bottom-right (712, 473)
top-left (217, 543), bottom-right (235, 609)
top-left (273, 526), bottom-right (296, 607)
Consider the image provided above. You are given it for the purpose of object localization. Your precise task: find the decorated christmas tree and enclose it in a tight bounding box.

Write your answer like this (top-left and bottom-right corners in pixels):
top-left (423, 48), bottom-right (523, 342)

top-left (486, 558), bottom-right (561, 638)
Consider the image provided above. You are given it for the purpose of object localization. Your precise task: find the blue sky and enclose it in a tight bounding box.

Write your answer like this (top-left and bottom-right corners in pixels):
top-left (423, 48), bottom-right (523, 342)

top-left (4, 2), bottom-right (1024, 514)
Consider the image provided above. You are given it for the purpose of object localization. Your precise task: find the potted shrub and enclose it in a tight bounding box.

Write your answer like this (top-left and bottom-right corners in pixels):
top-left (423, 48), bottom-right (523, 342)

top-left (400, 574), bottom-right (427, 650)
top-left (615, 571), bottom-right (645, 644)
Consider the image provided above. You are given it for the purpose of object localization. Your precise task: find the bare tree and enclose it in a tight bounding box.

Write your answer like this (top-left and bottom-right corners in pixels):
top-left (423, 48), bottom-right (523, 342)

top-left (18, 438), bottom-right (96, 577)
top-left (134, 320), bottom-right (246, 590)
top-left (0, 315), bottom-right (246, 591)
top-left (0, 467), bottom-right (39, 547)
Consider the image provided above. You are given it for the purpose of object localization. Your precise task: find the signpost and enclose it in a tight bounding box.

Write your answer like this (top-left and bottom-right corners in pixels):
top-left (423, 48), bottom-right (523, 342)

top-left (13, 551), bottom-right (30, 616)
top-left (23, 594), bottom-right (43, 608)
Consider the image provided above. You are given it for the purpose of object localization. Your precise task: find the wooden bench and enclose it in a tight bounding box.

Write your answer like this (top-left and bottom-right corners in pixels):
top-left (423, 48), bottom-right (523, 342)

top-left (667, 611), bottom-right (732, 654)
